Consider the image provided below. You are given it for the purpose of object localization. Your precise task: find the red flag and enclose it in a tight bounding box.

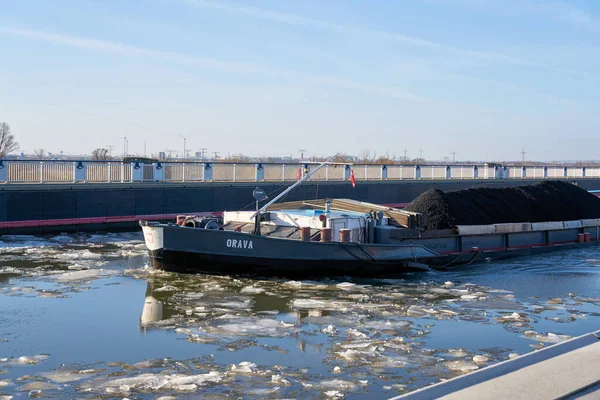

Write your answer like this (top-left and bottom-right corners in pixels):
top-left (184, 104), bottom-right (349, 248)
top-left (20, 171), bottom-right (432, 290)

top-left (349, 168), bottom-right (356, 188)
top-left (297, 166), bottom-right (302, 181)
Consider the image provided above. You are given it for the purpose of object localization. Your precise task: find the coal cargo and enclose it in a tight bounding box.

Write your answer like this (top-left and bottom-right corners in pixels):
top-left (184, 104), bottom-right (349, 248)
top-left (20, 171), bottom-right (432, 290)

top-left (404, 181), bottom-right (600, 230)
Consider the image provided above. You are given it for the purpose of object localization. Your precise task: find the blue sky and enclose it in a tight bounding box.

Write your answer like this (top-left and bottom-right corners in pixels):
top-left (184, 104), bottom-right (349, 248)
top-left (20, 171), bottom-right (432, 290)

top-left (1, 0), bottom-right (599, 161)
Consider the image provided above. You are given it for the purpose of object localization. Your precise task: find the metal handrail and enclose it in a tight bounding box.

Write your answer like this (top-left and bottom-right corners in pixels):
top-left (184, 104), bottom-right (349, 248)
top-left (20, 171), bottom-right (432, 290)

top-left (0, 159), bottom-right (596, 184)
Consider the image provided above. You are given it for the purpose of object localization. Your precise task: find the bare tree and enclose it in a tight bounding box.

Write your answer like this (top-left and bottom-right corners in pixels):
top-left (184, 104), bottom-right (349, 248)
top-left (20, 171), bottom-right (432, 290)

top-left (226, 153), bottom-right (251, 162)
top-left (0, 122), bottom-right (19, 158)
top-left (91, 148), bottom-right (111, 160)
top-left (34, 148), bottom-right (47, 159)
top-left (358, 149), bottom-right (377, 164)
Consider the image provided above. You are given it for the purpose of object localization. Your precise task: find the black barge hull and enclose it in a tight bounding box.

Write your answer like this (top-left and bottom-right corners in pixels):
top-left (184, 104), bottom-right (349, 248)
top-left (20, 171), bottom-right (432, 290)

top-left (142, 222), bottom-right (600, 278)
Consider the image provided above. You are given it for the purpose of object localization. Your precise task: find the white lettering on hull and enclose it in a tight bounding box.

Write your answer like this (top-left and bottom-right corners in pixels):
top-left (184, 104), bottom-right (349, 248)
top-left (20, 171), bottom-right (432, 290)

top-left (226, 238), bottom-right (253, 249)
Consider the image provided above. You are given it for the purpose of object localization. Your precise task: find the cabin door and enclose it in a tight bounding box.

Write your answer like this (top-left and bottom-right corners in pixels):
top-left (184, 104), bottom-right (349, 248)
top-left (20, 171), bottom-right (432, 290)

top-left (331, 219), bottom-right (347, 242)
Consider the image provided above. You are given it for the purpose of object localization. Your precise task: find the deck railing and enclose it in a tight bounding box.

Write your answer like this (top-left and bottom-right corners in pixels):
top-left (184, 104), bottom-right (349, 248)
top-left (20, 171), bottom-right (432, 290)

top-left (0, 160), bottom-right (597, 184)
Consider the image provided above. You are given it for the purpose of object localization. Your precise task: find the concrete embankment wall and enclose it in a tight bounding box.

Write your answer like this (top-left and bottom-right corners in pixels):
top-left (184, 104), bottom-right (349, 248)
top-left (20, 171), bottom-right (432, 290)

top-left (1, 178), bottom-right (599, 234)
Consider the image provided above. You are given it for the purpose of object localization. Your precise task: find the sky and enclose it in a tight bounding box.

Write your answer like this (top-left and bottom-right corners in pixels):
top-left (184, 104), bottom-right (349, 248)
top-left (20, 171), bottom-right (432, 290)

top-left (1, 0), bottom-right (599, 162)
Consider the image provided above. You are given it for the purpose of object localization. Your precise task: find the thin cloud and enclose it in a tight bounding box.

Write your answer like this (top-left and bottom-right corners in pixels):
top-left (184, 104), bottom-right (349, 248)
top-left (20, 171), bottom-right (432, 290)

top-left (0, 26), bottom-right (425, 101)
top-left (424, 0), bottom-right (599, 32)
top-left (177, 0), bottom-right (600, 80)
top-left (526, 0), bottom-right (600, 32)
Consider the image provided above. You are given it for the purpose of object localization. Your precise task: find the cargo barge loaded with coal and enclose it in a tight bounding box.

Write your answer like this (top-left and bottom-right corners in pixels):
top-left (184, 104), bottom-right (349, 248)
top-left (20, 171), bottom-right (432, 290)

top-left (141, 159), bottom-right (600, 277)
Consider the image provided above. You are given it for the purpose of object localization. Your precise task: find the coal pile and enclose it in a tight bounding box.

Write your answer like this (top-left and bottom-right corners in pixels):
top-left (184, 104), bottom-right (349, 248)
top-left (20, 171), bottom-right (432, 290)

top-left (404, 181), bottom-right (600, 230)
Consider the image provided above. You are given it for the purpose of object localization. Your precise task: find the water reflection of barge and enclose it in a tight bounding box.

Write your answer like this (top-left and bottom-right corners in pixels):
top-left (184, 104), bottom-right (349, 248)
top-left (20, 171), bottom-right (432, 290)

top-left (140, 159), bottom-right (600, 278)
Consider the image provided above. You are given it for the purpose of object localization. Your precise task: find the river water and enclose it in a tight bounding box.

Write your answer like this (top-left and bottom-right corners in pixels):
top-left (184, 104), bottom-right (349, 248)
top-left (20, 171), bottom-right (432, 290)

top-left (1, 233), bottom-right (600, 399)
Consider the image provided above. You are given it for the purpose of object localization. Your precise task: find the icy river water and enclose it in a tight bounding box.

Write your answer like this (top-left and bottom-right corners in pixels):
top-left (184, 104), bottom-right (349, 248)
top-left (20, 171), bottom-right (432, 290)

top-left (1, 233), bottom-right (600, 399)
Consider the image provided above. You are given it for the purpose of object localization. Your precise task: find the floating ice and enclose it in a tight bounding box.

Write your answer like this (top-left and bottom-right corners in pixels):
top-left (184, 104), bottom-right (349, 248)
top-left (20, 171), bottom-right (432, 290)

top-left (97, 371), bottom-right (223, 392)
top-left (17, 355), bottom-right (49, 365)
top-left (154, 285), bottom-right (178, 292)
top-left (52, 269), bottom-right (116, 283)
top-left (444, 360), bottom-right (479, 372)
top-left (213, 299), bottom-right (253, 310)
top-left (230, 362), bottom-right (258, 374)
top-left (472, 355), bottom-right (489, 364)
top-left (336, 282), bottom-right (356, 290)
top-left (361, 320), bottom-right (410, 331)
top-left (209, 316), bottom-right (294, 337)
top-left (172, 383), bottom-right (197, 392)
top-left (240, 286), bottom-right (265, 294)
top-left (429, 288), bottom-right (451, 294)
top-left (321, 325), bottom-right (336, 335)
top-left (293, 298), bottom-right (353, 311)
top-left (20, 381), bottom-right (57, 391)
top-left (346, 329), bottom-right (367, 339)
top-left (313, 379), bottom-right (363, 391)
top-left (536, 332), bottom-right (572, 343)
top-left (271, 374), bottom-right (291, 386)
top-left (447, 349), bottom-right (469, 358)
top-left (0, 267), bottom-right (22, 275)
top-left (42, 371), bottom-right (87, 383)
top-left (406, 305), bottom-right (438, 317)
top-left (496, 312), bottom-right (529, 323)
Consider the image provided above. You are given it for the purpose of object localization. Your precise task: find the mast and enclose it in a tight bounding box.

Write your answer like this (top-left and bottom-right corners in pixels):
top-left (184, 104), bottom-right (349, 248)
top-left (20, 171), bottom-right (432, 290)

top-left (251, 153), bottom-right (339, 219)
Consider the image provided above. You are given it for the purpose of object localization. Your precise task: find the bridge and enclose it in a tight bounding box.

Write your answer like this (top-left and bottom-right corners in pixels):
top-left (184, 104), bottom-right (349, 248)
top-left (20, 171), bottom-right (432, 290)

top-left (1, 160), bottom-right (598, 234)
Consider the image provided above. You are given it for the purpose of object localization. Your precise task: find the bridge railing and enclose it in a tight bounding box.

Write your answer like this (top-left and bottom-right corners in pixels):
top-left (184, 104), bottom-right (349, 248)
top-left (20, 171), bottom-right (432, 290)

top-left (0, 160), bottom-right (596, 184)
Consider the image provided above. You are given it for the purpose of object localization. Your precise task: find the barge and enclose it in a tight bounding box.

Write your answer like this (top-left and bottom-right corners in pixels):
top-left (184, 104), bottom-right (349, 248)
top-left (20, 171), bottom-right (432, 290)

top-left (140, 158), bottom-right (600, 277)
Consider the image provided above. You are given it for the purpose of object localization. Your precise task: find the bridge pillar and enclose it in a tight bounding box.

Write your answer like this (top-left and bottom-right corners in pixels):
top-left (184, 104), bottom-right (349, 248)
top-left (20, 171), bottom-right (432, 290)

top-left (204, 163), bottom-right (213, 181)
top-left (153, 162), bottom-right (164, 181)
top-left (303, 164), bottom-right (310, 180)
top-left (381, 165), bottom-right (388, 180)
top-left (74, 161), bottom-right (86, 182)
top-left (344, 165), bottom-right (351, 180)
top-left (131, 162), bottom-right (143, 182)
top-left (415, 165), bottom-right (421, 179)
top-left (255, 163), bottom-right (264, 181)
top-left (0, 161), bottom-right (8, 182)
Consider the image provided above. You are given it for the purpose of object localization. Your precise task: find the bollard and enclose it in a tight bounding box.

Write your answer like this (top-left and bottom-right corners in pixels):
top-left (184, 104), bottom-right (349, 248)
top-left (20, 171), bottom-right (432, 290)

top-left (320, 227), bottom-right (332, 242)
top-left (584, 233), bottom-right (590, 242)
top-left (578, 233), bottom-right (585, 243)
top-left (300, 227), bottom-right (311, 242)
top-left (339, 229), bottom-right (351, 243)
